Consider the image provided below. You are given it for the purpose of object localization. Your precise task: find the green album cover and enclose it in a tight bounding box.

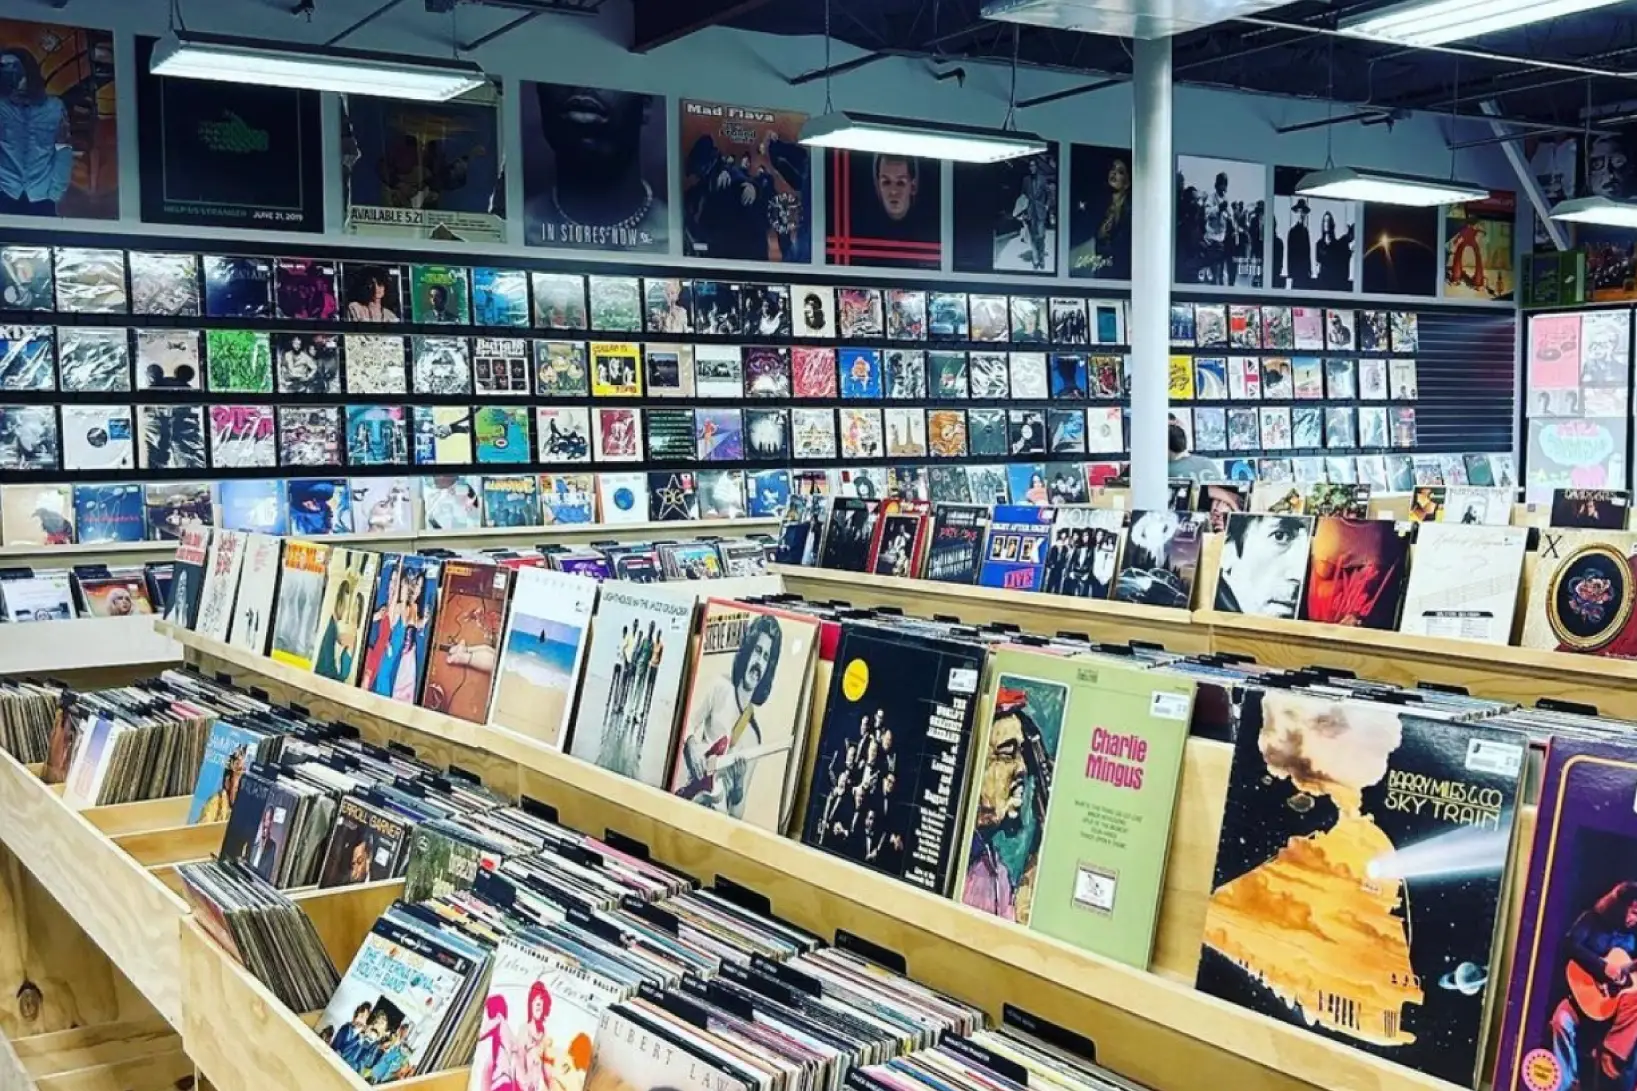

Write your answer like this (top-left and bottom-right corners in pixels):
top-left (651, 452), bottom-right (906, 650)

top-left (962, 648), bottom-right (1193, 969)
top-left (409, 264), bottom-right (471, 324)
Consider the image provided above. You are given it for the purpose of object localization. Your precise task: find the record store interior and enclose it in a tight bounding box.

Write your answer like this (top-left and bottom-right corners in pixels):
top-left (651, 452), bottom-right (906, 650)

top-left (12, 2), bottom-right (1637, 1091)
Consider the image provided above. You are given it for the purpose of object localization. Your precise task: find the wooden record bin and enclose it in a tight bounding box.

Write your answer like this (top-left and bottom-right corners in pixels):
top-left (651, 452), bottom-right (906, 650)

top-left (164, 620), bottom-right (1446, 1091)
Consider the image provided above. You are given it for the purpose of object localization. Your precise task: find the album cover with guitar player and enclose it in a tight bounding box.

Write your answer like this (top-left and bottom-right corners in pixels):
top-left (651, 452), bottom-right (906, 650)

top-left (418, 560), bottom-right (514, 724)
top-left (1494, 738), bottom-right (1637, 1091)
top-left (667, 599), bottom-right (818, 832)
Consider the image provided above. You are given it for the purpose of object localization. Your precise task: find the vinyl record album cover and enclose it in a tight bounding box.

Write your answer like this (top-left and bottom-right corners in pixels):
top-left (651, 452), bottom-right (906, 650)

top-left (642, 343), bottom-right (694, 398)
top-left (134, 329), bottom-right (202, 390)
top-left (278, 406), bottom-right (342, 467)
top-left (1302, 517), bottom-right (1412, 629)
top-left (61, 405), bottom-right (133, 472)
top-left (588, 275), bottom-right (643, 332)
top-left (412, 406), bottom-right (474, 466)
top-left (358, 553), bottom-right (440, 701)
top-left (201, 255), bottom-right (270, 318)
top-left (647, 472), bottom-right (698, 522)
top-left (1522, 530), bottom-right (1637, 657)
top-left (143, 481), bottom-right (212, 541)
top-left (55, 249), bottom-right (127, 314)
top-left (342, 263), bottom-right (403, 323)
top-left (530, 272), bottom-right (586, 330)
top-left (420, 475), bottom-right (483, 532)
top-left (1398, 523), bottom-right (1527, 644)
top-left (58, 328), bottom-right (130, 392)
top-left (0, 326), bottom-right (53, 391)
top-left (744, 346), bottom-right (792, 397)
top-left (589, 341), bottom-right (641, 397)
top-left (138, 405), bottom-right (205, 470)
top-left (411, 336), bottom-right (471, 395)
top-left (350, 477), bottom-right (412, 535)
top-left (205, 329), bottom-right (272, 394)
top-left (421, 560), bottom-right (512, 722)
top-left (744, 407), bottom-right (790, 461)
top-left (194, 528), bottom-right (246, 641)
top-left (269, 539), bottom-right (331, 670)
top-left (978, 504), bottom-right (1056, 591)
top-left (344, 405), bottom-right (407, 467)
top-left (469, 268), bottom-right (528, 327)
top-left (0, 246), bottom-right (52, 310)
top-left (274, 258), bottom-right (339, 321)
top-left (670, 599), bottom-right (819, 829)
top-left (1114, 510), bottom-right (1205, 609)
top-left (207, 404), bottom-right (275, 469)
top-left (695, 407), bottom-right (743, 461)
top-left (644, 279), bottom-right (692, 333)
top-left (472, 336), bottom-right (530, 396)
top-left (287, 478), bottom-right (352, 536)
top-left (73, 483), bottom-right (144, 544)
top-left (0, 483), bottom-right (72, 546)
top-left (534, 340), bottom-right (588, 397)
top-left (474, 406), bottom-right (531, 465)
top-left (804, 622), bottom-right (986, 893)
top-left (491, 568), bottom-right (597, 749)
top-left (1214, 513), bottom-right (1312, 618)
top-left (229, 532), bottom-right (283, 655)
top-left (1199, 690), bottom-right (1525, 1086)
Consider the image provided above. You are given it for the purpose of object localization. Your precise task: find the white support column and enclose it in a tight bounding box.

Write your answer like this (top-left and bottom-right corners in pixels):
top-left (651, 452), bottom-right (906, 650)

top-left (1129, 36), bottom-right (1174, 510)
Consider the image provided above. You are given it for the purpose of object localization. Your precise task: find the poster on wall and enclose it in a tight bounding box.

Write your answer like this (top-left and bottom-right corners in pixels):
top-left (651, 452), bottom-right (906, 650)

top-left (519, 81), bottom-right (667, 253)
top-left (1271, 165), bottom-right (1356, 292)
top-left (1067, 143), bottom-right (1131, 280)
top-left (1527, 417), bottom-right (1628, 499)
top-left (1523, 310), bottom-right (1631, 499)
top-left (1360, 203), bottom-right (1438, 296)
top-left (1576, 131), bottom-right (1637, 300)
top-left (1527, 137), bottom-right (1576, 251)
top-left (341, 94), bottom-right (506, 243)
top-left (1443, 191), bottom-right (1515, 302)
top-left (134, 38), bottom-right (322, 232)
top-left (951, 144), bottom-right (1059, 275)
top-left (679, 99), bottom-right (811, 263)
top-left (1174, 155), bottom-right (1264, 288)
top-left (0, 18), bottom-right (117, 219)
top-left (824, 149), bottom-right (941, 269)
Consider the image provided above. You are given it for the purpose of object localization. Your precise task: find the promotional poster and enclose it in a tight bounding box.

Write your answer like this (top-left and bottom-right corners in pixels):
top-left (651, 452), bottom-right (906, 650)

top-left (342, 94), bottom-right (506, 243)
top-left (1175, 155), bottom-right (1265, 287)
top-left (680, 99), bottom-right (811, 263)
top-left (1362, 203), bottom-right (1440, 296)
top-left (521, 82), bottom-right (667, 252)
top-left (1068, 144), bottom-right (1132, 280)
top-left (1199, 689), bottom-right (1525, 1086)
top-left (804, 623), bottom-right (986, 895)
top-left (135, 37), bottom-right (322, 231)
top-left (0, 18), bottom-right (117, 219)
top-left (825, 149), bottom-right (942, 269)
top-left (668, 600), bottom-right (818, 829)
top-left (952, 146), bottom-right (1059, 275)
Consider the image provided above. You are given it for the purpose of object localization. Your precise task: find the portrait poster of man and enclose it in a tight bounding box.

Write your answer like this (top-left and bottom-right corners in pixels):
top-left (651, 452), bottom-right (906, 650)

top-left (669, 600), bottom-right (818, 831)
top-left (952, 145), bottom-right (1060, 275)
top-left (679, 98), bottom-right (811, 264)
top-left (134, 37), bottom-right (321, 232)
top-left (1579, 131), bottom-right (1637, 300)
top-left (960, 663), bottom-right (1064, 926)
top-left (520, 81), bottom-right (667, 252)
top-left (824, 149), bottom-right (942, 269)
top-left (0, 18), bottom-right (117, 218)
top-left (1444, 191), bottom-right (1516, 301)
top-left (1068, 144), bottom-right (1132, 280)
top-left (1175, 155), bottom-right (1265, 288)
top-left (341, 94), bottom-right (505, 243)
top-left (1528, 137), bottom-right (1577, 251)
top-left (1271, 165), bottom-right (1356, 293)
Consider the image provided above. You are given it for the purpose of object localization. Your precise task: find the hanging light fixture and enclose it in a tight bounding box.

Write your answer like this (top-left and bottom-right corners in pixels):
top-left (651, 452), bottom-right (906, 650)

top-left (150, 31), bottom-right (489, 102)
top-left (798, 3), bottom-right (1046, 162)
top-left (1294, 166), bottom-right (1490, 206)
top-left (1548, 80), bottom-right (1637, 227)
top-left (1340, 0), bottom-right (1630, 48)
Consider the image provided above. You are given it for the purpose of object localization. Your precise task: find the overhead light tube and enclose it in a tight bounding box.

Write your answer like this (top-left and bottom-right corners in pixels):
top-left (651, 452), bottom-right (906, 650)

top-left (798, 111), bottom-right (1048, 163)
top-left (1339, 0), bottom-right (1628, 47)
top-left (1295, 166), bottom-right (1491, 207)
top-left (150, 31), bottom-right (489, 102)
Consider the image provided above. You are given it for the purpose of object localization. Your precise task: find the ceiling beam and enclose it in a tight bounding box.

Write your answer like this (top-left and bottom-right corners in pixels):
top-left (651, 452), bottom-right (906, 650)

top-left (632, 0), bottom-right (774, 53)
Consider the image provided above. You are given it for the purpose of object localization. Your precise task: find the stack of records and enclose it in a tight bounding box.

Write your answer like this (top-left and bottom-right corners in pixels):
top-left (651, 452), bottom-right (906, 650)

top-left (0, 679), bottom-right (64, 763)
top-left (178, 858), bottom-right (340, 1013)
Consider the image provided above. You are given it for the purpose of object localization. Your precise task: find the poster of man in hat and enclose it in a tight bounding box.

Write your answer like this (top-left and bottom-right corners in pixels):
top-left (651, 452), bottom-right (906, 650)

top-left (1273, 165), bottom-right (1358, 292)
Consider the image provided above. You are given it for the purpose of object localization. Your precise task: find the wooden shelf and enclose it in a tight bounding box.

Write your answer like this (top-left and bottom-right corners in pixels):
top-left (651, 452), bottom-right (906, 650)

top-left (0, 754), bottom-right (221, 1030)
top-left (0, 617), bottom-right (181, 677)
top-left (164, 621), bottom-right (1464, 1091)
top-left (2, 1017), bottom-right (189, 1091)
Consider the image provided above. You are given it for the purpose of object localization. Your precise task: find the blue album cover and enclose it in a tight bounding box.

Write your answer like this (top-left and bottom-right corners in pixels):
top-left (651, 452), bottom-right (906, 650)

top-left (286, 478), bottom-right (353, 536)
top-left (481, 475), bottom-right (542, 527)
top-left (540, 475), bottom-right (595, 525)
top-left (839, 348), bottom-right (882, 399)
top-left (471, 267), bottom-right (530, 327)
top-left (219, 479), bottom-right (288, 535)
top-left (1006, 463), bottom-right (1050, 507)
top-left (187, 722), bottom-right (268, 825)
top-left (748, 469), bottom-right (791, 518)
top-left (1225, 459), bottom-right (1257, 481)
top-left (977, 504), bottom-right (1056, 592)
top-left (359, 553), bottom-right (441, 701)
top-left (73, 483), bottom-right (146, 544)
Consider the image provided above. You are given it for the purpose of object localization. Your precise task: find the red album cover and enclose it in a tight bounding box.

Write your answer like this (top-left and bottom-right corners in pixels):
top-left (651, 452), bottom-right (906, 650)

top-left (865, 499), bottom-right (932, 578)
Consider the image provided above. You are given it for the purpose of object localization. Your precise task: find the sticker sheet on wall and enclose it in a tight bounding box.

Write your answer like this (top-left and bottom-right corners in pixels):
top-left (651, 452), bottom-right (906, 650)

top-left (341, 94), bottom-right (506, 243)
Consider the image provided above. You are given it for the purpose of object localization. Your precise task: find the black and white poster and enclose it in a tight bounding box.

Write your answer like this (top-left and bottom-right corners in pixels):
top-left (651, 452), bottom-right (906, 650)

top-left (952, 144), bottom-right (1059, 275)
top-left (1175, 155), bottom-right (1265, 287)
top-left (135, 37), bottom-right (323, 232)
top-left (1272, 165), bottom-right (1357, 292)
top-left (521, 82), bottom-right (667, 252)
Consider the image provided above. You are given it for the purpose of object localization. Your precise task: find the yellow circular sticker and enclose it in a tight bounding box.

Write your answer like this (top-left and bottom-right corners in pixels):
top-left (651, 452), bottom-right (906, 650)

top-left (841, 658), bottom-right (869, 701)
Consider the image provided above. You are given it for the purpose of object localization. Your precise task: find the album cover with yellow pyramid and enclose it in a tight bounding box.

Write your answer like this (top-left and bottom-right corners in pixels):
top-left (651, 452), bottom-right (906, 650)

top-left (1197, 689), bottom-right (1526, 1086)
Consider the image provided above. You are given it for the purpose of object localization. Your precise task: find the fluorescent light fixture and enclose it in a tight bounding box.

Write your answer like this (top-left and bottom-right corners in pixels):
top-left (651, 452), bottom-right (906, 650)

top-left (799, 111), bottom-right (1047, 163)
top-left (1295, 166), bottom-right (1490, 207)
top-left (150, 32), bottom-right (488, 101)
top-left (1339, 0), bottom-right (1627, 46)
top-left (1549, 195), bottom-right (1637, 227)
top-left (982, 0), bottom-right (1296, 39)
